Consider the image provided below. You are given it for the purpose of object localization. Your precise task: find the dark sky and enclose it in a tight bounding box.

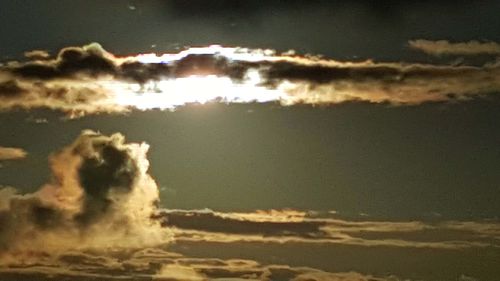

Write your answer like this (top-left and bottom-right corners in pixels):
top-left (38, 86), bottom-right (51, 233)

top-left (1, 2), bottom-right (500, 281)
top-left (1, 0), bottom-right (500, 220)
top-left (1, 0), bottom-right (500, 61)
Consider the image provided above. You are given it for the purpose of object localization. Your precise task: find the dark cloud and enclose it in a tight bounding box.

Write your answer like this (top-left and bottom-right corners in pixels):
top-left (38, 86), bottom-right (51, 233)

top-left (75, 137), bottom-right (139, 226)
top-left (119, 60), bottom-right (171, 84)
top-left (11, 43), bottom-right (116, 80)
top-left (0, 246), bottom-right (407, 281)
top-left (0, 80), bottom-right (25, 99)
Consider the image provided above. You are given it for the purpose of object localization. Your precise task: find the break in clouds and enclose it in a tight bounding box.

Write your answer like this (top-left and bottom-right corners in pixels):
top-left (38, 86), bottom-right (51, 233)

top-left (0, 40), bottom-right (499, 116)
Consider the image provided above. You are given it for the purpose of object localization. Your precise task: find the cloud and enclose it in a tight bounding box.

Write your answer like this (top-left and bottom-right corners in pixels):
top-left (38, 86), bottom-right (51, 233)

top-left (291, 271), bottom-right (397, 281)
top-left (0, 247), bottom-right (408, 281)
top-left (12, 43), bottom-right (116, 79)
top-left (1, 43), bottom-right (500, 116)
top-left (154, 264), bottom-right (205, 281)
top-left (0, 146), bottom-right (27, 161)
top-left (409, 39), bottom-right (500, 56)
top-left (0, 132), bottom-right (495, 281)
top-left (157, 209), bottom-right (500, 249)
top-left (23, 50), bottom-right (51, 60)
top-left (0, 130), bottom-right (169, 254)
top-left (158, 209), bottom-right (326, 238)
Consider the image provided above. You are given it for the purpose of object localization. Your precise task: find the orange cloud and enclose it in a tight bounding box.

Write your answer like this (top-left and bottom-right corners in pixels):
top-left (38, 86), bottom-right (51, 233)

top-left (0, 146), bottom-right (27, 161)
top-left (409, 39), bottom-right (500, 56)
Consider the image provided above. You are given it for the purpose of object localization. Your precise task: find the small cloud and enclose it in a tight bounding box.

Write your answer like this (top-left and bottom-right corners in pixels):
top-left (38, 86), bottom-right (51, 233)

top-left (409, 39), bottom-right (500, 56)
top-left (24, 50), bottom-right (51, 60)
top-left (0, 146), bottom-right (27, 161)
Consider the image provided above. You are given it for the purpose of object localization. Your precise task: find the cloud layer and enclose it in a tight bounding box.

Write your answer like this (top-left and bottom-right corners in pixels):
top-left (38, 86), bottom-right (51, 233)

top-left (0, 132), bottom-right (497, 280)
top-left (0, 42), bottom-right (499, 116)
top-left (0, 247), bottom-right (406, 281)
top-left (159, 209), bottom-right (500, 250)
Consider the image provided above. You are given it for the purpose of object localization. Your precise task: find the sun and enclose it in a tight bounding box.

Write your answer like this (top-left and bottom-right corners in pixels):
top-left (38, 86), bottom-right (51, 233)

top-left (104, 73), bottom-right (283, 110)
top-left (94, 46), bottom-right (290, 111)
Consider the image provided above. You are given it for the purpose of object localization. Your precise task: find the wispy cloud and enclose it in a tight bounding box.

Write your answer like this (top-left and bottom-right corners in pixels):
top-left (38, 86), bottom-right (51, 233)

top-left (158, 209), bottom-right (500, 249)
top-left (1, 42), bottom-right (499, 117)
top-left (0, 247), bottom-right (406, 281)
top-left (0, 146), bottom-right (27, 161)
top-left (409, 39), bottom-right (500, 56)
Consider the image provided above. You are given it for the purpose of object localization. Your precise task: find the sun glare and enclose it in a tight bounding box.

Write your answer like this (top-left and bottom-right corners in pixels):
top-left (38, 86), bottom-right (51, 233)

top-left (98, 46), bottom-right (291, 110)
top-left (105, 74), bottom-right (283, 110)
top-left (135, 45), bottom-right (276, 64)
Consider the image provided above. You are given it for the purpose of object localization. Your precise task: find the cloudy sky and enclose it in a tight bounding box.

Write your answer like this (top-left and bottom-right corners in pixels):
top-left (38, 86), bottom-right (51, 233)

top-left (1, 1), bottom-right (499, 281)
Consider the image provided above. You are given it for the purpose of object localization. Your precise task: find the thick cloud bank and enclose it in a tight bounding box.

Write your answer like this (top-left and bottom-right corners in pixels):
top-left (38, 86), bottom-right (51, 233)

top-left (0, 130), bottom-right (168, 255)
top-left (0, 42), bottom-right (499, 116)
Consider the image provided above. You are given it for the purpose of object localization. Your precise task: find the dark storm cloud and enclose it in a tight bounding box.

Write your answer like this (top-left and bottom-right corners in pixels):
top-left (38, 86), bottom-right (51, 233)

top-left (0, 130), bottom-right (168, 253)
top-left (0, 80), bottom-right (25, 98)
top-left (1, 42), bottom-right (500, 115)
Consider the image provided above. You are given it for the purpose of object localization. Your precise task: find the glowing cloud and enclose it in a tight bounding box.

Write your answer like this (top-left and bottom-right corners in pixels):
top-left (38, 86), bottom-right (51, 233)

top-left (1, 42), bottom-right (500, 116)
top-left (0, 130), bottom-right (169, 255)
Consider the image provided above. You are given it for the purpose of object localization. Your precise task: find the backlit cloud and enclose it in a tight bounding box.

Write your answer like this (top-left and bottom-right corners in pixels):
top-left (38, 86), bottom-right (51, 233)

top-left (1, 42), bottom-right (499, 117)
top-left (0, 130), bottom-right (169, 254)
top-left (0, 146), bottom-right (27, 161)
top-left (158, 209), bottom-right (500, 249)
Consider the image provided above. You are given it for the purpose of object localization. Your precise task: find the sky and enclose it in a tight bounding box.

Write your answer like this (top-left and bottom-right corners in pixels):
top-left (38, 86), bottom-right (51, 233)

top-left (0, 1), bottom-right (500, 281)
